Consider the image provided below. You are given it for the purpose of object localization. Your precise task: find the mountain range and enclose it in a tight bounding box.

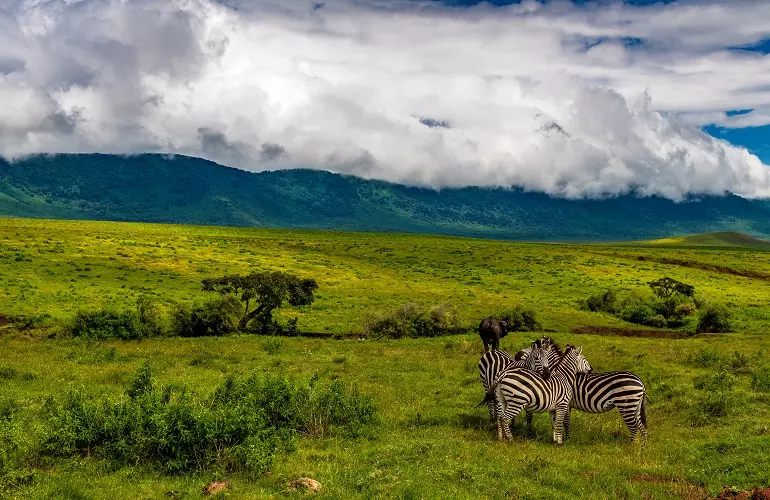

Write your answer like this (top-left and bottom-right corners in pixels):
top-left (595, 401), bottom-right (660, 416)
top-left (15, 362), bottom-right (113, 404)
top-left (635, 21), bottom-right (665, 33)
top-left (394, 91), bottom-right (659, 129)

top-left (3, 153), bottom-right (770, 241)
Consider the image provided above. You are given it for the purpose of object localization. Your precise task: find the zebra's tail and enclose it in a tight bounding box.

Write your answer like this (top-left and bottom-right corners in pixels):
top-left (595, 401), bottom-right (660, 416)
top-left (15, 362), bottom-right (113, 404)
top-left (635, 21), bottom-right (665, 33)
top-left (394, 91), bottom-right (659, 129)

top-left (474, 390), bottom-right (497, 409)
top-left (640, 392), bottom-right (647, 428)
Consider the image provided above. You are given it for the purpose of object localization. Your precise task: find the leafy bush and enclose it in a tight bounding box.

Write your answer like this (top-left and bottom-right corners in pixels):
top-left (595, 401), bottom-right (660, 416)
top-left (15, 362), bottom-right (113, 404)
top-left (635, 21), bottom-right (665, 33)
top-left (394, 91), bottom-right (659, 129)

top-left (697, 304), bottom-right (732, 333)
top-left (585, 290), bottom-right (619, 313)
top-left (618, 299), bottom-right (661, 327)
top-left (497, 305), bottom-right (542, 332)
top-left (40, 366), bottom-right (376, 475)
top-left (364, 302), bottom-right (463, 339)
top-left (170, 296), bottom-right (241, 337)
top-left (67, 308), bottom-right (143, 340)
top-left (136, 296), bottom-right (166, 337)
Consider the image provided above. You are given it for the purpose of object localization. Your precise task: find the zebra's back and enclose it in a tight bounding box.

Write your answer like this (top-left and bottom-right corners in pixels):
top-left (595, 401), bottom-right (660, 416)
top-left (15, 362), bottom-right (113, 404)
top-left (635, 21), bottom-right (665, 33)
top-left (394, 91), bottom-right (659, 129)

top-left (496, 368), bottom-right (571, 414)
top-left (572, 371), bottom-right (645, 413)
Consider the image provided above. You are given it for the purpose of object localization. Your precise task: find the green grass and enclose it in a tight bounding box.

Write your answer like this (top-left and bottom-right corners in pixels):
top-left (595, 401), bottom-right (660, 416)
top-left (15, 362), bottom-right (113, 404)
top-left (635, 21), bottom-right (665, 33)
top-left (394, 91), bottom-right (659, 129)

top-left (635, 231), bottom-right (770, 251)
top-left (2, 217), bottom-right (770, 498)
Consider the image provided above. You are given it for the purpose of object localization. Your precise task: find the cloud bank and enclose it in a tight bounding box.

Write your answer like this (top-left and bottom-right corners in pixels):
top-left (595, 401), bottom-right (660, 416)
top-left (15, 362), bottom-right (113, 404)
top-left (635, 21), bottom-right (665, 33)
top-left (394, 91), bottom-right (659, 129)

top-left (1, 0), bottom-right (770, 199)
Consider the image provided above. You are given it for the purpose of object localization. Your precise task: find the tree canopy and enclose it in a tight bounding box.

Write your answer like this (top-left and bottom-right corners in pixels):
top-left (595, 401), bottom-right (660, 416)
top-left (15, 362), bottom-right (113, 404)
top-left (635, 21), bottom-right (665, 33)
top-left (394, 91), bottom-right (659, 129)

top-left (202, 271), bottom-right (318, 332)
top-left (648, 277), bottom-right (695, 298)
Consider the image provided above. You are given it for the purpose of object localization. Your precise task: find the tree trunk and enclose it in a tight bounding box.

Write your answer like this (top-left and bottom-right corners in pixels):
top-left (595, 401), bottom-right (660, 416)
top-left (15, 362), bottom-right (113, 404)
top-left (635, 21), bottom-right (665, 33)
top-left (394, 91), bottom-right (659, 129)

top-left (238, 304), bottom-right (267, 331)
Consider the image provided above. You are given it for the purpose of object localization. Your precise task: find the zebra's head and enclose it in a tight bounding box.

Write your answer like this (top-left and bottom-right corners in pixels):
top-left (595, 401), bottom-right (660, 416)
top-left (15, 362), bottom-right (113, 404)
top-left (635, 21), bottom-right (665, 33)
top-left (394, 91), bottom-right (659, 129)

top-left (524, 340), bottom-right (550, 378)
top-left (576, 351), bottom-right (593, 373)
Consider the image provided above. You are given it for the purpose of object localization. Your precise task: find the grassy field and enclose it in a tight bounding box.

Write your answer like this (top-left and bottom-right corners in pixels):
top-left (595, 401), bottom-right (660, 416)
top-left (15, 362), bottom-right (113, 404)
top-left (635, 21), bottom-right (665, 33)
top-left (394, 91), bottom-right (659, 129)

top-left (2, 217), bottom-right (770, 499)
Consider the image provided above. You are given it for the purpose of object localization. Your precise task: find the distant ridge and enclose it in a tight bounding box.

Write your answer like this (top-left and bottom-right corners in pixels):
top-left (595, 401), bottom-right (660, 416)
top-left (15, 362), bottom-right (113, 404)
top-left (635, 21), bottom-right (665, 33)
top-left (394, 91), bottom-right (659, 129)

top-left (3, 153), bottom-right (770, 241)
top-left (638, 232), bottom-right (770, 250)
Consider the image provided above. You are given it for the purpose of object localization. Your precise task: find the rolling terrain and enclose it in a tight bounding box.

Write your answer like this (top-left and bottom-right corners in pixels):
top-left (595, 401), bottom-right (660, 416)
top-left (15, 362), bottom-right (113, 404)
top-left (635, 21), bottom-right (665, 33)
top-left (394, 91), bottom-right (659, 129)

top-left (1, 218), bottom-right (770, 498)
top-left (4, 153), bottom-right (770, 240)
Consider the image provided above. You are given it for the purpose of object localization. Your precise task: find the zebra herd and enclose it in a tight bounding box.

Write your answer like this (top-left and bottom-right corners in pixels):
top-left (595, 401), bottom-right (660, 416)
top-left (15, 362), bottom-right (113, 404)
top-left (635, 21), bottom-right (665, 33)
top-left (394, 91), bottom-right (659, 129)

top-left (477, 337), bottom-right (648, 445)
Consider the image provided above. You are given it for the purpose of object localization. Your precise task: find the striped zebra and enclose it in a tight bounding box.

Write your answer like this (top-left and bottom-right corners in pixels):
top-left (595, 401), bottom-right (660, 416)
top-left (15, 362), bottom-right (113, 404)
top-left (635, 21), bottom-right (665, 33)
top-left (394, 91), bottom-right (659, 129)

top-left (484, 345), bottom-right (585, 444)
top-left (477, 341), bottom-right (548, 423)
top-left (565, 370), bottom-right (647, 443)
top-left (538, 340), bottom-right (648, 443)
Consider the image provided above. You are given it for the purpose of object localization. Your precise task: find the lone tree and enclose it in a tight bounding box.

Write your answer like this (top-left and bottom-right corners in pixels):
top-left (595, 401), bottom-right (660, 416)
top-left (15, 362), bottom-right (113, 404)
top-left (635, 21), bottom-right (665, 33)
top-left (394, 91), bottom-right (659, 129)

top-left (202, 271), bottom-right (318, 333)
top-left (648, 277), bottom-right (695, 298)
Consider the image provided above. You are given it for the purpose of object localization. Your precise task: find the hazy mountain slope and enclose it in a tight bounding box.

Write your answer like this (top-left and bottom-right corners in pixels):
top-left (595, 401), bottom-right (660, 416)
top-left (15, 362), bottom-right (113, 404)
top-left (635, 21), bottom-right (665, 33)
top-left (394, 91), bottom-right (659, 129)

top-left (638, 232), bottom-right (770, 250)
top-left (3, 153), bottom-right (770, 241)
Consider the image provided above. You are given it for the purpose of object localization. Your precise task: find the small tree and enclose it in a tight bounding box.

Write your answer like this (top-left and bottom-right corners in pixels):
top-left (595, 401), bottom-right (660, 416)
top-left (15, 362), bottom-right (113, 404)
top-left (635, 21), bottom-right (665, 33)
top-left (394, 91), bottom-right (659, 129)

top-left (202, 271), bottom-right (318, 333)
top-left (649, 277), bottom-right (695, 298)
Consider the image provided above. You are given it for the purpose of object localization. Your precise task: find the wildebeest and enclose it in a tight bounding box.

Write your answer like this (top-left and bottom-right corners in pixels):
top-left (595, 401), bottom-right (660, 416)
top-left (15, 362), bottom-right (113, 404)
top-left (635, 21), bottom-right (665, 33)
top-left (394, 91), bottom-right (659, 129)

top-left (478, 317), bottom-right (509, 352)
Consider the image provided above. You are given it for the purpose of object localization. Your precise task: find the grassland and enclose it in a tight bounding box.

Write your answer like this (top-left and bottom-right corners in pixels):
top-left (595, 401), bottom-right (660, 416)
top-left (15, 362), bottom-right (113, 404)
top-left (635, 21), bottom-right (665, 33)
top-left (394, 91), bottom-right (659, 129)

top-left (1, 217), bottom-right (770, 499)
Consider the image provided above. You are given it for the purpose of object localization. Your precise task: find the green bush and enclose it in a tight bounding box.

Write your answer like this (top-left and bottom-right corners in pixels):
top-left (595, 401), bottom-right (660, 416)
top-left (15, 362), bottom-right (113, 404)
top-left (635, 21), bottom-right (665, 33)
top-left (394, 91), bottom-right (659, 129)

top-left (67, 308), bottom-right (143, 340)
top-left (136, 296), bottom-right (166, 337)
top-left (496, 305), bottom-right (541, 332)
top-left (364, 302), bottom-right (463, 339)
top-left (40, 366), bottom-right (376, 475)
top-left (170, 296), bottom-right (240, 337)
top-left (697, 304), bottom-right (732, 333)
top-left (619, 300), bottom-right (661, 327)
top-left (585, 290), bottom-right (619, 313)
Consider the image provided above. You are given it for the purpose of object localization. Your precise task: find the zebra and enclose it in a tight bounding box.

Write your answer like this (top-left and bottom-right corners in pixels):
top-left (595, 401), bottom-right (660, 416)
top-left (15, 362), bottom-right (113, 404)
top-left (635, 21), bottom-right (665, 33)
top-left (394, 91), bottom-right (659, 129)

top-left (483, 345), bottom-right (585, 444)
top-left (478, 338), bottom-right (586, 428)
top-left (564, 370), bottom-right (647, 443)
top-left (537, 340), bottom-right (648, 443)
top-left (477, 341), bottom-right (549, 423)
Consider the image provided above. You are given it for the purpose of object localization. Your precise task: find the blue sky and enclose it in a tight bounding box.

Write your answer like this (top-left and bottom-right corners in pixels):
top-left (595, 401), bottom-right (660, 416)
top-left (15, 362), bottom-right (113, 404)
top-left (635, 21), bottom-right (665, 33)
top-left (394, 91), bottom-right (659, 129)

top-left (2, 0), bottom-right (770, 200)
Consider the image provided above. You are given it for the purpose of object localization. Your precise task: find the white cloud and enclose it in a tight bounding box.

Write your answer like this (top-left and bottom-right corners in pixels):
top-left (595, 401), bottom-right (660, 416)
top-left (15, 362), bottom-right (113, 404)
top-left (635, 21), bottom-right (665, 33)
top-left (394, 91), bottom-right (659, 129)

top-left (1, 0), bottom-right (770, 200)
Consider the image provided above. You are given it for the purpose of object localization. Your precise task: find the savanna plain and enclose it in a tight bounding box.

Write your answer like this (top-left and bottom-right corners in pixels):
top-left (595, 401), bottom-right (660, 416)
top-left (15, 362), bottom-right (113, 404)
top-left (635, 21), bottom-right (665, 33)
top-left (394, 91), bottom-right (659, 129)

top-left (1, 217), bottom-right (770, 499)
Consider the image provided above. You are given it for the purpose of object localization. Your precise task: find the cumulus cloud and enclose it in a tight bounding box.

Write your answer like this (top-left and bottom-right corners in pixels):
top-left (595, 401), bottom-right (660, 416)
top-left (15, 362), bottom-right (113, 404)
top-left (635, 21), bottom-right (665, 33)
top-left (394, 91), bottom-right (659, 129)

top-left (1, 0), bottom-right (770, 199)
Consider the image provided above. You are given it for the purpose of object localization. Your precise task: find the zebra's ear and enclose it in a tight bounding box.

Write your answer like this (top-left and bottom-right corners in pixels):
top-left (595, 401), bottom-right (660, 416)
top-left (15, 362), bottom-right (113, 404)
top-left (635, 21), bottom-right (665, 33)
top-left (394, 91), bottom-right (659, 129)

top-left (576, 346), bottom-right (583, 355)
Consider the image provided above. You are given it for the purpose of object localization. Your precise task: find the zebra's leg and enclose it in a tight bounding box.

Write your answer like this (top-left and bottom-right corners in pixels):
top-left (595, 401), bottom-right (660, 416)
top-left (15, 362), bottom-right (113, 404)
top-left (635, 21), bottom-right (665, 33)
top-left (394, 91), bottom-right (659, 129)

top-left (526, 411), bottom-right (533, 429)
top-left (501, 406), bottom-right (522, 442)
top-left (564, 409), bottom-right (571, 440)
top-left (550, 411), bottom-right (557, 443)
top-left (617, 402), bottom-right (640, 443)
top-left (487, 400), bottom-right (496, 423)
top-left (553, 405), bottom-right (569, 446)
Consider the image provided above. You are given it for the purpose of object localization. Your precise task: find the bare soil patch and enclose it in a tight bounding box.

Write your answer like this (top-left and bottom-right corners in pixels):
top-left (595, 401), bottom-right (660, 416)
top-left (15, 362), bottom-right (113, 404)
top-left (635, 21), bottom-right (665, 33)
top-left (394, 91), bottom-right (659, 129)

top-left (714, 487), bottom-right (770, 500)
top-left (572, 326), bottom-right (687, 339)
top-left (0, 315), bottom-right (9, 327)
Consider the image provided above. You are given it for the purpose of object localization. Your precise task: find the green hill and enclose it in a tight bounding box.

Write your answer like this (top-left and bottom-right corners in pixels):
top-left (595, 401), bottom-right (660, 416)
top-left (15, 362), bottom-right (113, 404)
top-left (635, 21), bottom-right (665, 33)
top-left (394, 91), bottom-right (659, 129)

top-left (638, 232), bottom-right (770, 250)
top-left (3, 153), bottom-right (770, 241)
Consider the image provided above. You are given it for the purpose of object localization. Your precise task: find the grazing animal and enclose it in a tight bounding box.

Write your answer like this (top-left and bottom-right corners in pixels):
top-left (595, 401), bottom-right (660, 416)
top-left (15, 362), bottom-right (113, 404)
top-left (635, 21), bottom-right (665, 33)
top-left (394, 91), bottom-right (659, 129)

top-left (478, 317), bottom-right (509, 352)
top-left (485, 345), bottom-right (584, 444)
top-left (477, 341), bottom-right (549, 423)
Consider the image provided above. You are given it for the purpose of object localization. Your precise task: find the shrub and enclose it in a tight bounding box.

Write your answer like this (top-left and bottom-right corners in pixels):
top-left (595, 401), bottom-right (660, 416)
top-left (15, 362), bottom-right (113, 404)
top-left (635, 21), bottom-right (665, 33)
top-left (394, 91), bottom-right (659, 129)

top-left (40, 366), bottom-right (376, 475)
top-left (67, 308), bottom-right (143, 340)
top-left (364, 302), bottom-right (463, 339)
top-left (136, 296), bottom-right (166, 337)
top-left (585, 290), bottom-right (619, 313)
top-left (170, 296), bottom-right (241, 337)
top-left (619, 300), bottom-right (661, 327)
top-left (497, 305), bottom-right (541, 332)
top-left (697, 304), bottom-right (732, 333)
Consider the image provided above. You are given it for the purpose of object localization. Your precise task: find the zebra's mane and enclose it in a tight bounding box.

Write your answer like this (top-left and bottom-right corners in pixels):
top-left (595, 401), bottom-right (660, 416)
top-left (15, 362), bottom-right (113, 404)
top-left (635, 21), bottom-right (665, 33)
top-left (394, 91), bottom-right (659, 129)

top-left (543, 337), bottom-right (563, 358)
top-left (548, 344), bottom-right (574, 372)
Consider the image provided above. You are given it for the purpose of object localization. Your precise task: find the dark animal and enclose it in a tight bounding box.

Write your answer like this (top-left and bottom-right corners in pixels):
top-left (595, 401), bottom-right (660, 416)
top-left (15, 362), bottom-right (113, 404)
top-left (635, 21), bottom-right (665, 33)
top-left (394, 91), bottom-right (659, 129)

top-left (478, 317), bottom-right (508, 352)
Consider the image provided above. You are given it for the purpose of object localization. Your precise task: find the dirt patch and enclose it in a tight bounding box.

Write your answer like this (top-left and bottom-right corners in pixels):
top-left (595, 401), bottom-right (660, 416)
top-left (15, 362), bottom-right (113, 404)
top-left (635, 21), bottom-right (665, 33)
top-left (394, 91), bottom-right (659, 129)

top-left (0, 315), bottom-right (9, 328)
top-left (714, 487), bottom-right (770, 500)
top-left (572, 326), bottom-right (687, 339)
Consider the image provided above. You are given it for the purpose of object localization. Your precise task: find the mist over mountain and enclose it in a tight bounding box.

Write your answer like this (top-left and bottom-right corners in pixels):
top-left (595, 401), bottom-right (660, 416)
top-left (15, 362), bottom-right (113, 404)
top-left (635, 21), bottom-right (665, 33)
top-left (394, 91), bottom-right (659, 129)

top-left (3, 153), bottom-right (770, 241)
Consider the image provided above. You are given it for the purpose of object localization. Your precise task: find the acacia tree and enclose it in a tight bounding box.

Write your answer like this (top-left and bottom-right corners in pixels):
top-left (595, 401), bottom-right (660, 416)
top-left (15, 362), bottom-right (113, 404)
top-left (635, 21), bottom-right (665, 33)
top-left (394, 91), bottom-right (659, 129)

top-left (202, 271), bottom-right (318, 333)
top-left (648, 277), bottom-right (695, 298)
